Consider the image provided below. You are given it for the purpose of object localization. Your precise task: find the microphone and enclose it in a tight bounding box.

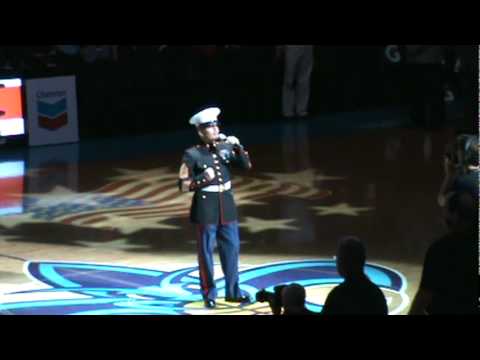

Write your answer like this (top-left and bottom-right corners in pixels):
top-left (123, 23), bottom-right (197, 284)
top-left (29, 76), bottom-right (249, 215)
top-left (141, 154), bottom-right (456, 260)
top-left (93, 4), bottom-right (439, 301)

top-left (217, 133), bottom-right (228, 142)
top-left (217, 133), bottom-right (241, 147)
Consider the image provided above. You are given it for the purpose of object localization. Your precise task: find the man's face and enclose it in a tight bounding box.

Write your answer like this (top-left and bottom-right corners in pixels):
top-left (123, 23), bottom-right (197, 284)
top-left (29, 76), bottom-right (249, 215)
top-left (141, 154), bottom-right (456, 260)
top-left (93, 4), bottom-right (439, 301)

top-left (198, 125), bottom-right (219, 144)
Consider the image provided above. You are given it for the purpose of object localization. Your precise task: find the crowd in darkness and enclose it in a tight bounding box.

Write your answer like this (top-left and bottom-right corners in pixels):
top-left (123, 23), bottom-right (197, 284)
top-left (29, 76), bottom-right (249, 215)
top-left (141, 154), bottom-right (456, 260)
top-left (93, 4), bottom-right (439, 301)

top-left (1, 45), bottom-right (476, 138)
top-left (2, 46), bottom-right (289, 136)
top-left (6, 45), bottom-right (473, 137)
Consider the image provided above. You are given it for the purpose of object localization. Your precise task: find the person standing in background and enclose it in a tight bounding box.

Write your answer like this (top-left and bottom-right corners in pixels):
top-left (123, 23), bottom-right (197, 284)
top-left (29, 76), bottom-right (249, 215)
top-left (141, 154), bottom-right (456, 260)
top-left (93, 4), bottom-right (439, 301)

top-left (276, 45), bottom-right (314, 118)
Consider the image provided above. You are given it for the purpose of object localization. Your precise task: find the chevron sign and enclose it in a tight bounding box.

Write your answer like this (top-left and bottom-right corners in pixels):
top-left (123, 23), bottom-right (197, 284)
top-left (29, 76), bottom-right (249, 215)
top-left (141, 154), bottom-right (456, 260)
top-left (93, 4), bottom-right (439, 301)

top-left (26, 76), bottom-right (79, 146)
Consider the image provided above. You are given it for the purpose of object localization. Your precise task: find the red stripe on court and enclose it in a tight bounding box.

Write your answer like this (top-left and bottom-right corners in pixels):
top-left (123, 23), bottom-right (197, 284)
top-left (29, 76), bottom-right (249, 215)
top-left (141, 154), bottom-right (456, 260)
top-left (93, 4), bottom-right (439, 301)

top-left (80, 216), bottom-right (109, 225)
top-left (97, 180), bottom-right (134, 193)
top-left (135, 183), bottom-right (179, 200)
top-left (114, 183), bottom-right (153, 198)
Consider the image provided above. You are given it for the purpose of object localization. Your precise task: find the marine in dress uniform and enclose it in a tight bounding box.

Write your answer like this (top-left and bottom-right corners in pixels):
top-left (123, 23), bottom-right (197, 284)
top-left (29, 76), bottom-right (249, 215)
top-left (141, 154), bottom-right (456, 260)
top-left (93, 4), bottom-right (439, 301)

top-left (178, 107), bottom-right (252, 308)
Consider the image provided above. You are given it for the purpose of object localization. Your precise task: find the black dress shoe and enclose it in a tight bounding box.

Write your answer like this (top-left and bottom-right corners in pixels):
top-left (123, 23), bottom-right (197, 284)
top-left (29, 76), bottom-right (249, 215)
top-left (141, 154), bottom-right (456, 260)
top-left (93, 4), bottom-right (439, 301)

top-left (225, 296), bottom-right (251, 304)
top-left (204, 299), bottom-right (216, 309)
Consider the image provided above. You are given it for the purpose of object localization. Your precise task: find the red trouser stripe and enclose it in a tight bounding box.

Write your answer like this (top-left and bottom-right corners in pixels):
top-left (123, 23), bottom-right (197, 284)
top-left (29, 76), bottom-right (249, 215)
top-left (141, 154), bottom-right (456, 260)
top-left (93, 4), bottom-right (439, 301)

top-left (219, 192), bottom-right (225, 225)
top-left (196, 224), bottom-right (209, 294)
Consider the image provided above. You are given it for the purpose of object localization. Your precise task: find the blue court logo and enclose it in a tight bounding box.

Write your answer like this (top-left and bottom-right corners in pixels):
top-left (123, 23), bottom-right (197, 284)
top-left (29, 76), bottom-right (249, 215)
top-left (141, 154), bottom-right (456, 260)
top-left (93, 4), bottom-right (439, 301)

top-left (0, 260), bottom-right (409, 315)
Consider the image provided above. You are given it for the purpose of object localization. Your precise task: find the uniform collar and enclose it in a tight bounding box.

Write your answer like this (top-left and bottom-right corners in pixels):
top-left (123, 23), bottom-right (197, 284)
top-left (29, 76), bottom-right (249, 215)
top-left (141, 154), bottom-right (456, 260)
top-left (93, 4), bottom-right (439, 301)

top-left (199, 142), bottom-right (217, 149)
top-left (195, 144), bottom-right (218, 154)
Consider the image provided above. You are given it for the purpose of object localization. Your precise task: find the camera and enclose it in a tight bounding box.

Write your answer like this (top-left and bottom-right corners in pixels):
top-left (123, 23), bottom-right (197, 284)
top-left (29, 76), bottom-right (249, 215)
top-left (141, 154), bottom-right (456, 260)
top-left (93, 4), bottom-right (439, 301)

top-left (256, 285), bottom-right (287, 315)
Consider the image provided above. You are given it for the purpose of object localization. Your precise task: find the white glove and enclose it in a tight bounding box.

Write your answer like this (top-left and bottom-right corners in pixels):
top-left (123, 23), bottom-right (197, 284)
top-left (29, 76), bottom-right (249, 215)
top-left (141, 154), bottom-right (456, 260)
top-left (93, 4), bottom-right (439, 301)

top-left (226, 136), bottom-right (240, 146)
top-left (204, 167), bottom-right (216, 181)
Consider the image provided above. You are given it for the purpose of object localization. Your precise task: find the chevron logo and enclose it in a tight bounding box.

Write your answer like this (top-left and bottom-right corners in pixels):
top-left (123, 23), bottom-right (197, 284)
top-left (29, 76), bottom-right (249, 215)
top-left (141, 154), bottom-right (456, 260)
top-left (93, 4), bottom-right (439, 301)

top-left (37, 97), bottom-right (68, 131)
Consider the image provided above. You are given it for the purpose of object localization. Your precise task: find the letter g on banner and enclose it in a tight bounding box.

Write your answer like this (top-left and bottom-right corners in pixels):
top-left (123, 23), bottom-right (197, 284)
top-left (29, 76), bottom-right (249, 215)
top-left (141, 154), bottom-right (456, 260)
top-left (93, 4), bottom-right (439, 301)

top-left (385, 45), bottom-right (401, 63)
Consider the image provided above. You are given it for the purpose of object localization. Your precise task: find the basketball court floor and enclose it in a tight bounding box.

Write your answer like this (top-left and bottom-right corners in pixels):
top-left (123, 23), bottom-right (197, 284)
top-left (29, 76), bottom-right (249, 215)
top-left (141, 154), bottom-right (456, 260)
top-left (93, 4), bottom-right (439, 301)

top-left (0, 113), bottom-right (458, 315)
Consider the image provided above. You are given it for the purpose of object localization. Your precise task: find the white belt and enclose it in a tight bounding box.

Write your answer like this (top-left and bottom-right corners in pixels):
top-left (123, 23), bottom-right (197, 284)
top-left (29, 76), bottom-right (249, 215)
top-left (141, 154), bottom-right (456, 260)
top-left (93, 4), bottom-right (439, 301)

top-left (201, 181), bottom-right (231, 193)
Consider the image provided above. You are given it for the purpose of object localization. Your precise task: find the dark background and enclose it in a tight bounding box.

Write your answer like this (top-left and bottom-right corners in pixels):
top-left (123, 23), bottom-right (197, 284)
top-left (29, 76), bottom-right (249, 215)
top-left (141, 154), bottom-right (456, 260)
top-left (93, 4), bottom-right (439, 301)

top-left (0, 45), bottom-right (477, 139)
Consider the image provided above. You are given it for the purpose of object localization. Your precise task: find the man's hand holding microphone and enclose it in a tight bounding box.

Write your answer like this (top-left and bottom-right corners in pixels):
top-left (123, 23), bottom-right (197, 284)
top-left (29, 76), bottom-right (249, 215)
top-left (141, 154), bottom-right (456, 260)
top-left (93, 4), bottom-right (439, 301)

top-left (218, 133), bottom-right (241, 147)
top-left (202, 134), bottom-right (246, 180)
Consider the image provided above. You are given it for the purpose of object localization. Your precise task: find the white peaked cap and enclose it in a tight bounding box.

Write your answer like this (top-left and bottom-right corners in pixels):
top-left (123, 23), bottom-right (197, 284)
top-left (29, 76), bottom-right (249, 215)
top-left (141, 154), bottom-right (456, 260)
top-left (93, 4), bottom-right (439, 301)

top-left (189, 107), bottom-right (221, 126)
